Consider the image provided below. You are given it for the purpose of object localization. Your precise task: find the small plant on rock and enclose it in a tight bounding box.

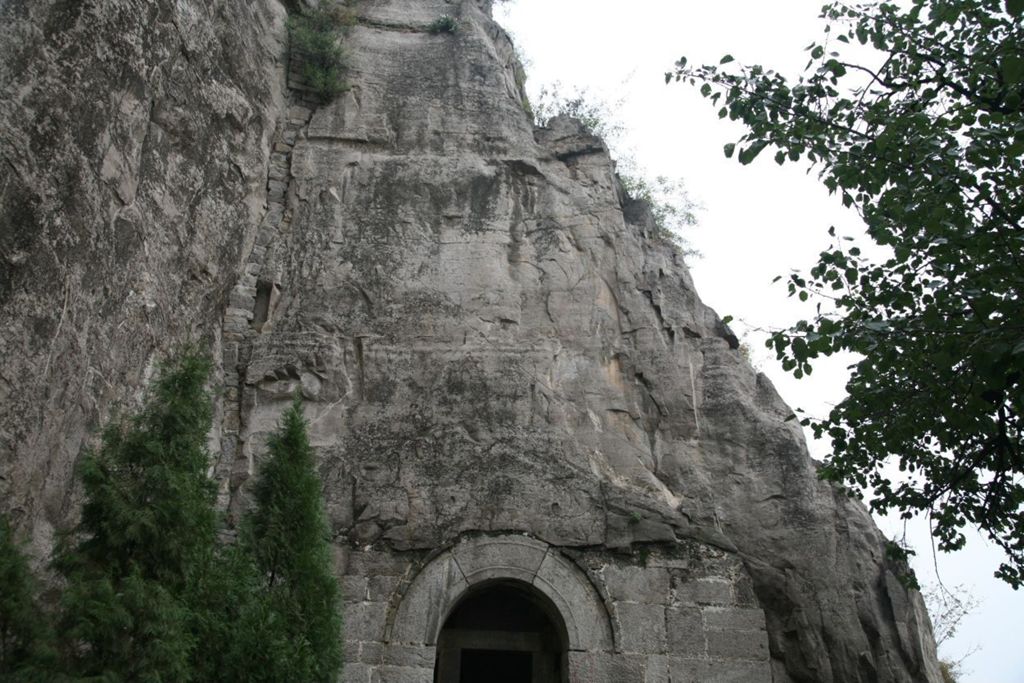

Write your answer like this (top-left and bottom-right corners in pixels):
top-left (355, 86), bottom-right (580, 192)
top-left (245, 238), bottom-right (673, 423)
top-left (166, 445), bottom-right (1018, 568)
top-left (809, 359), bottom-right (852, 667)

top-left (428, 14), bottom-right (459, 34)
top-left (619, 173), bottom-right (699, 252)
top-left (533, 84), bottom-right (701, 253)
top-left (288, 1), bottom-right (354, 102)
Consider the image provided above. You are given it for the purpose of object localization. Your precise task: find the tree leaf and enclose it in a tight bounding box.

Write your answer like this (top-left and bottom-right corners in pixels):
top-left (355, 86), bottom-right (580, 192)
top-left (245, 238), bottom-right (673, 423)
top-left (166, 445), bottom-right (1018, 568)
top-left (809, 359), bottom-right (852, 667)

top-left (667, 0), bottom-right (1024, 588)
top-left (738, 141), bottom-right (768, 164)
top-left (1002, 55), bottom-right (1024, 86)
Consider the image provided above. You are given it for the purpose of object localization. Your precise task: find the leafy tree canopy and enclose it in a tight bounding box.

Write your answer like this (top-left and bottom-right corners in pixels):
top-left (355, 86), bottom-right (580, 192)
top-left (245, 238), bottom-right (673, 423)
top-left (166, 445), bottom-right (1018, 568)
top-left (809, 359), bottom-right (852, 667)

top-left (670, 0), bottom-right (1024, 586)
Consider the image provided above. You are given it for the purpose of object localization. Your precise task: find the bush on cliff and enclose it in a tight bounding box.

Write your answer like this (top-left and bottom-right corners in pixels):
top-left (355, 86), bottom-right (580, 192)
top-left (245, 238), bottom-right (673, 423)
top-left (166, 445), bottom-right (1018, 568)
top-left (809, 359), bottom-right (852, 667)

top-left (288, 1), bottom-right (354, 101)
top-left (533, 84), bottom-right (700, 251)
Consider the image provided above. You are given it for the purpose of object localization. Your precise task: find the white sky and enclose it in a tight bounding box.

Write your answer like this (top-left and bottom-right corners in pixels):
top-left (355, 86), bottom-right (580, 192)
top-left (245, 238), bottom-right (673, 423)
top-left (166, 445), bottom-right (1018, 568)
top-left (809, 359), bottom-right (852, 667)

top-left (494, 2), bottom-right (1024, 681)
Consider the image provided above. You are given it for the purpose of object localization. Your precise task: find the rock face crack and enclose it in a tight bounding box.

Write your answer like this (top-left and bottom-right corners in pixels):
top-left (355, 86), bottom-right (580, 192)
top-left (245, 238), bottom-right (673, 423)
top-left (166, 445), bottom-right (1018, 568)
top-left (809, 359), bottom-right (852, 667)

top-left (218, 91), bottom-right (319, 515)
top-left (639, 287), bottom-right (676, 344)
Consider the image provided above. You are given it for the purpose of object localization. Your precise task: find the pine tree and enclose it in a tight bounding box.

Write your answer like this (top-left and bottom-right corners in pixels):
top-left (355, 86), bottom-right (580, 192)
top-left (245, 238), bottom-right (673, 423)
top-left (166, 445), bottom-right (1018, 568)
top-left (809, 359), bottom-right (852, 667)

top-left (0, 515), bottom-right (55, 681)
top-left (189, 541), bottom-right (290, 683)
top-left (244, 397), bottom-right (342, 683)
top-left (55, 350), bottom-right (217, 681)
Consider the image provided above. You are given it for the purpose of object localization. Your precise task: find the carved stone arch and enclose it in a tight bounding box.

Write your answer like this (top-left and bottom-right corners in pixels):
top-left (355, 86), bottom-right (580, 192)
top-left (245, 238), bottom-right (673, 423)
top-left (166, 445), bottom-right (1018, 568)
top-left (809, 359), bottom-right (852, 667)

top-left (386, 534), bottom-right (615, 653)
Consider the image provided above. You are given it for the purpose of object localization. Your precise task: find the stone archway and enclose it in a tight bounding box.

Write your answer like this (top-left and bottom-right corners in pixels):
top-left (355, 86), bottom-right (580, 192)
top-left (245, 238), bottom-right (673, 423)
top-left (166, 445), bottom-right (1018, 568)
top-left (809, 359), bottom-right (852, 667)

top-left (384, 534), bottom-right (615, 680)
top-left (433, 580), bottom-right (568, 683)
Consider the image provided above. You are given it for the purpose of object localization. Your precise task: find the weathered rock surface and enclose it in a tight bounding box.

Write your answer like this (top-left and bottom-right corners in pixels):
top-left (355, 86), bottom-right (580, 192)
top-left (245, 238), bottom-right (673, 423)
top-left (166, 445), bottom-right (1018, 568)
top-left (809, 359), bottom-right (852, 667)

top-left (0, 0), bottom-right (286, 554)
top-left (0, 0), bottom-right (941, 681)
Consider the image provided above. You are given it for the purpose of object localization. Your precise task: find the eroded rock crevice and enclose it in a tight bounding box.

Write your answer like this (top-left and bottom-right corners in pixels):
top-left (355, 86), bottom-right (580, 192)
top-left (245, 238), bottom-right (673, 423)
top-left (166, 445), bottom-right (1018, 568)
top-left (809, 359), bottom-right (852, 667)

top-left (218, 90), bottom-right (319, 515)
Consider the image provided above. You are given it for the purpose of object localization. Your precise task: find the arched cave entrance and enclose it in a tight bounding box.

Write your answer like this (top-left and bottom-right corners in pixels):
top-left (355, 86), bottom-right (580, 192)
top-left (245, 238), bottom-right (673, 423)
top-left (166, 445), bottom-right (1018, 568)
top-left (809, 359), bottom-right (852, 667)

top-left (433, 580), bottom-right (569, 683)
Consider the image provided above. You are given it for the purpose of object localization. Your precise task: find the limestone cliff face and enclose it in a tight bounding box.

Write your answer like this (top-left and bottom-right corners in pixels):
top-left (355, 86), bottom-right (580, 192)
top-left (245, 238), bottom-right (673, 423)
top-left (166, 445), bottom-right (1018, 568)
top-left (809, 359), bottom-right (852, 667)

top-left (0, 0), bottom-right (285, 552)
top-left (0, 0), bottom-right (940, 681)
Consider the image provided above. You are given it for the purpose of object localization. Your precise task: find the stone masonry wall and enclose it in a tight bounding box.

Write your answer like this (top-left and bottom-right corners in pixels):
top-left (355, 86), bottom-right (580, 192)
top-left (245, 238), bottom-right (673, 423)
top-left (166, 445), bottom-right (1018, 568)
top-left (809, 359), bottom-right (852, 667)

top-left (340, 534), bottom-right (772, 683)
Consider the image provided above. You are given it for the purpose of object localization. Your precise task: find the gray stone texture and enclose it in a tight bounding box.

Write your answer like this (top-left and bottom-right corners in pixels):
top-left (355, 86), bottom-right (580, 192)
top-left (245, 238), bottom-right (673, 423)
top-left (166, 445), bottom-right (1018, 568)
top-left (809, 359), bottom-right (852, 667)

top-left (667, 606), bottom-right (705, 657)
top-left (0, 0), bottom-right (287, 556)
top-left (569, 652), bottom-right (646, 683)
top-left (0, 0), bottom-right (943, 681)
top-left (616, 602), bottom-right (667, 653)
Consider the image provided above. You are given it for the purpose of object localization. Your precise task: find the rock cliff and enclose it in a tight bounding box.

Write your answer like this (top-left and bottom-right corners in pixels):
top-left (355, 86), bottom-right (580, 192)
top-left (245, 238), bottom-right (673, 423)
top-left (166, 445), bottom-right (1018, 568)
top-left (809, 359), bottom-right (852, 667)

top-left (0, 0), bottom-right (285, 552)
top-left (0, 0), bottom-right (941, 681)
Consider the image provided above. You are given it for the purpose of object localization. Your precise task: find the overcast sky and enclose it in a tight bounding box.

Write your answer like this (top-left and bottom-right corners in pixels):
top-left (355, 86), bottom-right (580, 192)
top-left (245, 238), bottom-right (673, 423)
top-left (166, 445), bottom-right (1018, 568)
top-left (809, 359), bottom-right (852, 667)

top-left (494, 2), bottom-right (1024, 680)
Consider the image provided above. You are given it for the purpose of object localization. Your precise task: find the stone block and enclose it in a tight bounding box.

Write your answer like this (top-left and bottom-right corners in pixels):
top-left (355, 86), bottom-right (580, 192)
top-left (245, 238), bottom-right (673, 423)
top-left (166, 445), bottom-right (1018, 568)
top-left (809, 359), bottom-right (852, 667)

top-left (616, 602), bottom-right (666, 654)
top-left (603, 564), bottom-right (670, 603)
top-left (222, 305), bottom-right (251, 322)
top-left (221, 342), bottom-right (238, 366)
top-left (675, 578), bottom-right (733, 606)
top-left (266, 180), bottom-right (287, 201)
top-left (702, 607), bottom-right (767, 632)
top-left (222, 410), bottom-right (241, 433)
top-left (666, 606), bottom-right (705, 657)
top-left (238, 272), bottom-right (258, 290)
top-left (369, 574), bottom-right (401, 602)
top-left (383, 644), bottom-right (436, 669)
top-left (666, 658), bottom-right (701, 683)
top-left (360, 641), bottom-right (384, 665)
top-left (390, 552), bottom-right (468, 646)
top-left (344, 602), bottom-right (387, 642)
top-left (254, 226), bottom-right (276, 248)
top-left (288, 105), bottom-right (312, 122)
top-left (346, 550), bottom-right (412, 577)
top-left (673, 657), bottom-right (771, 683)
top-left (706, 628), bottom-right (770, 661)
top-left (342, 575), bottom-right (369, 602)
top-left (680, 659), bottom-right (772, 683)
top-left (263, 203), bottom-right (284, 227)
top-left (451, 534), bottom-right (548, 584)
top-left (228, 290), bottom-right (255, 311)
top-left (568, 651), bottom-right (645, 683)
top-left (340, 662), bottom-right (374, 683)
top-left (645, 655), bottom-right (670, 683)
top-left (375, 665), bottom-right (433, 683)
top-left (534, 551), bottom-right (614, 651)
top-left (343, 639), bottom-right (361, 662)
